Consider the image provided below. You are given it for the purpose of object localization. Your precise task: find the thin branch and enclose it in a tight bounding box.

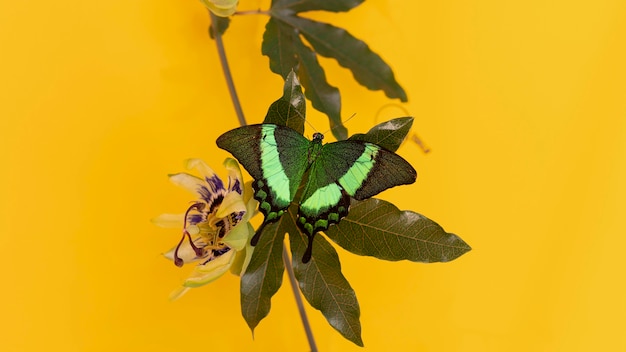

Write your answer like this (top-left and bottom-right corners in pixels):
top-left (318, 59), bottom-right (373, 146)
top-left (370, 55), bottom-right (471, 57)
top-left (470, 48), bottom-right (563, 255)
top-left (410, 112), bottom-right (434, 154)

top-left (209, 11), bottom-right (317, 352)
top-left (235, 9), bottom-right (270, 16)
top-left (210, 12), bottom-right (246, 126)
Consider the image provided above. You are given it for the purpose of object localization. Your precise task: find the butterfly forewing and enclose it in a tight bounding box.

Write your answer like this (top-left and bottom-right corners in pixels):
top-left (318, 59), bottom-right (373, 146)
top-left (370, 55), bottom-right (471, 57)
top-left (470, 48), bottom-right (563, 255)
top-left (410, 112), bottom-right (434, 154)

top-left (345, 143), bottom-right (417, 200)
top-left (318, 140), bottom-right (416, 200)
top-left (268, 124), bottom-right (312, 202)
top-left (217, 124), bottom-right (311, 218)
top-left (216, 125), bottom-right (266, 180)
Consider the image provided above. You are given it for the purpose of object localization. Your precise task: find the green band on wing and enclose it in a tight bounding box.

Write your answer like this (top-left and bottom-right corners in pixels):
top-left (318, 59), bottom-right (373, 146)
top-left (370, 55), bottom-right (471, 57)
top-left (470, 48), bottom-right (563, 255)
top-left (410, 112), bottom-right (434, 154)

top-left (300, 183), bottom-right (343, 217)
top-left (259, 125), bottom-right (292, 208)
top-left (338, 144), bottom-right (379, 195)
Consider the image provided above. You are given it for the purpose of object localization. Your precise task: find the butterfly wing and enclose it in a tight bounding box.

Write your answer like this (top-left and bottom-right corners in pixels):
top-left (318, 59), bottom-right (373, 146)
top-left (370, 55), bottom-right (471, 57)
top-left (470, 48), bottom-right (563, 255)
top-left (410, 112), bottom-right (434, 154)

top-left (217, 124), bottom-right (311, 228)
top-left (336, 141), bottom-right (417, 200)
top-left (298, 140), bottom-right (417, 235)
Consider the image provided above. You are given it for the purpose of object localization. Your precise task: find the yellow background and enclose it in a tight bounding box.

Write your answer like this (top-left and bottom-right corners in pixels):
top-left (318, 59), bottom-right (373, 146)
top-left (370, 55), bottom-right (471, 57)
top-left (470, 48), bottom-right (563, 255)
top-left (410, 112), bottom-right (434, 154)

top-left (2, 0), bottom-right (625, 351)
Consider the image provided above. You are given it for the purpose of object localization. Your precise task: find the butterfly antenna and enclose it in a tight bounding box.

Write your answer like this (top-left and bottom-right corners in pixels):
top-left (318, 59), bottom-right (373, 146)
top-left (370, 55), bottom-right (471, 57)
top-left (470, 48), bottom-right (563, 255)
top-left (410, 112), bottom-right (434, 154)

top-left (302, 116), bottom-right (319, 134)
top-left (320, 113), bottom-right (357, 136)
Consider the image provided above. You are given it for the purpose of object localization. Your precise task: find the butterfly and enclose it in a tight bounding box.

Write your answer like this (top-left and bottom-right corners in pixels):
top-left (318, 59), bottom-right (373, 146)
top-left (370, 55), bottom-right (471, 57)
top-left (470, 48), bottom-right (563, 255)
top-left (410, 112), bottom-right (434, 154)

top-left (216, 123), bottom-right (417, 262)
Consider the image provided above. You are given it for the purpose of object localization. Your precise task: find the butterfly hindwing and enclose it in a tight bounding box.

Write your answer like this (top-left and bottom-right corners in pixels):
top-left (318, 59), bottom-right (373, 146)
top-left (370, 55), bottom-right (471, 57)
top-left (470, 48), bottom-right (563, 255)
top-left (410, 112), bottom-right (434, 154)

top-left (297, 141), bottom-right (364, 234)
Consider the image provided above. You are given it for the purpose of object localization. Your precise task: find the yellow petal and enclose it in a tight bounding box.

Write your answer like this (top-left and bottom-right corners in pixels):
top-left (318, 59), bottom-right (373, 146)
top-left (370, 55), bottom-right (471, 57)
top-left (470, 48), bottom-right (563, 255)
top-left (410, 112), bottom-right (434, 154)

top-left (215, 191), bottom-right (246, 218)
top-left (162, 236), bottom-right (206, 263)
top-left (207, 0), bottom-right (238, 8)
top-left (151, 213), bottom-right (184, 228)
top-left (169, 287), bottom-right (191, 301)
top-left (200, 0), bottom-right (238, 17)
top-left (223, 158), bottom-right (244, 189)
top-left (244, 192), bottom-right (258, 218)
top-left (168, 172), bottom-right (204, 196)
top-left (230, 238), bottom-right (254, 276)
top-left (182, 249), bottom-right (236, 287)
top-left (184, 158), bottom-right (216, 180)
top-left (223, 222), bottom-right (253, 251)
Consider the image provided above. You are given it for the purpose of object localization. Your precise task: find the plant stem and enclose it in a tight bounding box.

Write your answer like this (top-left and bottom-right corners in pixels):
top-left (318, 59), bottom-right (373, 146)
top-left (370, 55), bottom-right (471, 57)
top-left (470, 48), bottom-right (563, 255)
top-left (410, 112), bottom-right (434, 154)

top-left (235, 9), bottom-right (269, 16)
top-left (209, 11), bottom-right (317, 352)
top-left (210, 12), bottom-right (246, 127)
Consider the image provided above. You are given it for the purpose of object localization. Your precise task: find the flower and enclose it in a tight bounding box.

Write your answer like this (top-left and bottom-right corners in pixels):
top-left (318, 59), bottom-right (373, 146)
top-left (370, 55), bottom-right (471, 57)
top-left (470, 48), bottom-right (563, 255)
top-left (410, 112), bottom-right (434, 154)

top-left (200, 0), bottom-right (238, 17)
top-left (152, 158), bottom-right (256, 300)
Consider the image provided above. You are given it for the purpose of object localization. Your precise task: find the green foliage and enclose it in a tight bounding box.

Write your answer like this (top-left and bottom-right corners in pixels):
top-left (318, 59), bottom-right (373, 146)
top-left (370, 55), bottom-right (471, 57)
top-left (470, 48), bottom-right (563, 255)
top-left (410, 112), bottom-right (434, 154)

top-left (261, 0), bottom-right (406, 140)
top-left (263, 71), bottom-right (306, 134)
top-left (291, 34), bottom-right (345, 139)
top-left (240, 221), bottom-right (285, 333)
top-left (212, 0), bottom-right (406, 140)
top-left (240, 181), bottom-right (364, 345)
top-left (348, 116), bottom-right (414, 152)
top-left (288, 207), bottom-right (363, 347)
top-left (327, 199), bottom-right (471, 262)
top-left (231, 74), bottom-right (469, 346)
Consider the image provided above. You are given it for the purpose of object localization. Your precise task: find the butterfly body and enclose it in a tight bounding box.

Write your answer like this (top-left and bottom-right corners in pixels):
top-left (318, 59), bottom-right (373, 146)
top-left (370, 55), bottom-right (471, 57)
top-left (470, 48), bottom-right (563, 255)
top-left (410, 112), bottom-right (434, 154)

top-left (217, 124), bottom-right (416, 262)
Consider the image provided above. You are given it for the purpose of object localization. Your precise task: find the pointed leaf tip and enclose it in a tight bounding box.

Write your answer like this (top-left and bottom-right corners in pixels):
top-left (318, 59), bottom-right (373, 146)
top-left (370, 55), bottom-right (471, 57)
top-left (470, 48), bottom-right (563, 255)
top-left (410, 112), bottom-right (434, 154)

top-left (349, 116), bottom-right (414, 152)
top-left (288, 214), bottom-right (363, 346)
top-left (240, 222), bottom-right (286, 332)
top-left (263, 70), bottom-right (306, 134)
top-left (327, 198), bottom-right (471, 263)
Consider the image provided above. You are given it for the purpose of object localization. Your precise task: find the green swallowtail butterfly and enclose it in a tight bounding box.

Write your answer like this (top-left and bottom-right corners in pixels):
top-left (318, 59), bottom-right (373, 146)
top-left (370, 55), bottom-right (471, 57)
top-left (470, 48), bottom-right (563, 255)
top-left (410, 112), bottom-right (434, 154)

top-left (216, 124), bottom-right (417, 262)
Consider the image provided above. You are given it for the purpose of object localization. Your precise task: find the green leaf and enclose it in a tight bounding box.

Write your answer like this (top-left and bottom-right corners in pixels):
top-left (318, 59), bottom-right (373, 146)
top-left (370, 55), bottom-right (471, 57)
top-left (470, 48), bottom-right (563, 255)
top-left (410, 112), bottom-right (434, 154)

top-left (209, 15), bottom-right (231, 39)
top-left (287, 210), bottom-right (363, 346)
top-left (281, 70), bottom-right (306, 120)
top-left (262, 5), bottom-right (407, 138)
top-left (273, 0), bottom-right (365, 13)
top-left (274, 14), bottom-right (407, 102)
top-left (349, 116), bottom-right (414, 152)
top-left (262, 18), bottom-right (298, 79)
top-left (263, 71), bottom-right (305, 134)
top-left (251, 200), bottom-right (363, 345)
top-left (292, 37), bottom-right (347, 140)
top-left (326, 198), bottom-right (471, 262)
top-left (263, 20), bottom-right (346, 139)
top-left (240, 222), bottom-right (286, 333)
